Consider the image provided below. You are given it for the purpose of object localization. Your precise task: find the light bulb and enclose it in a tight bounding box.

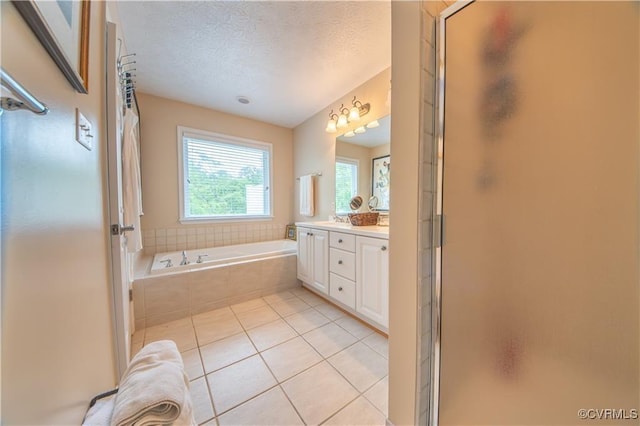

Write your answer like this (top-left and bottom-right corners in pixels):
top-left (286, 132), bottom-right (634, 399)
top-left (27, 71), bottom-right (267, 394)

top-left (344, 131), bottom-right (355, 137)
top-left (348, 107), bottom-right (360, 121)
top-left (354, 126), bottom-right (366, 134)
top-left (366, 120), bottom-right (380, 129)
top-left (325, 119), bottom-right (337, 133)
top-left (337, 114), bottom-right (348, 128)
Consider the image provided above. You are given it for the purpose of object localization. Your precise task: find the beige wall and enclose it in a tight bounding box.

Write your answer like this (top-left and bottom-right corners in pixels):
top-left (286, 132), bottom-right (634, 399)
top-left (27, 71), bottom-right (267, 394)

top-left (293, 68), bottom-right (391, 222)
top-left (388, 2), bottom-right (422, 425)
top-left (136, 93), bottom-right (294, 252)
top-left (1, 2), bottom-right (117, 424)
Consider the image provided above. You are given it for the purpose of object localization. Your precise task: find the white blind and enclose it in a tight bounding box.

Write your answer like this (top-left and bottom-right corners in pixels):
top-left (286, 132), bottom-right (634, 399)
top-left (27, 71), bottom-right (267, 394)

top-left (182, 134), bottom-right (271, 219)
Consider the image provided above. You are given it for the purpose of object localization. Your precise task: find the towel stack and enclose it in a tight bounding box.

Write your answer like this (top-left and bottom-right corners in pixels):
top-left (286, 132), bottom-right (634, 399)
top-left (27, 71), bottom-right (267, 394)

top-left (83, 340), bottom-right (195, 426)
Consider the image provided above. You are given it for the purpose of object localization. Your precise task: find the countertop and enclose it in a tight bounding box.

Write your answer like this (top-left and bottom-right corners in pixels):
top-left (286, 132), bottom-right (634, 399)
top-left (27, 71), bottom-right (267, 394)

top-left (295, 221), bottom-right (389, 239)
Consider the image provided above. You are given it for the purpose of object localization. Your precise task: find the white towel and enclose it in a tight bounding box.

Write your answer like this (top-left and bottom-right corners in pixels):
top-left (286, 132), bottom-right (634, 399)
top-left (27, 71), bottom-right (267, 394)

top-left (299, 174), bottom-right (315, 217)
top-left (122, 108), bottom-right (143, 253)
top-left (82, 393), bottom-right (116, 426)
top-left (110, 340), bottom-right (195, 426)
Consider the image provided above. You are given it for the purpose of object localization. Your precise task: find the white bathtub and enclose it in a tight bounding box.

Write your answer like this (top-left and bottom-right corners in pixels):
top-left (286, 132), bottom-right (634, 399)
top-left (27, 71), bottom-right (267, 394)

top-left (135, 239), bottom-right (300, 328)
top-left (150, 239), bottom-right (297, 275)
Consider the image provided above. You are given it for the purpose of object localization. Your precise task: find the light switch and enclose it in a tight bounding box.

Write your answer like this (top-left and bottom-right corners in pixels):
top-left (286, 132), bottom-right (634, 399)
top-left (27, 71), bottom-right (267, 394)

top-left (75, 108), bottom-right (93, 151)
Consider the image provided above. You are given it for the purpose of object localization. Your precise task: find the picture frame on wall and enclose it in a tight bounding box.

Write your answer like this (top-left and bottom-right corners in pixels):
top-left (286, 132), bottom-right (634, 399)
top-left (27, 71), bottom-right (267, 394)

top-left (13, 0), bottom-right (91, 94)
top-left (285, 224), bottom-right (297, 241)
top-left (372, 155), bottom-right (390, 211)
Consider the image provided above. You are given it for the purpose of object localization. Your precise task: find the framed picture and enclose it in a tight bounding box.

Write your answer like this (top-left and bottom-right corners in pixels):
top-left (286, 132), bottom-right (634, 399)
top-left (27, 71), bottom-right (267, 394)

top-left (14, 0), bottom-right (91, 94)
top-left (285, 224), bottom-right (297, 241)
top-left (372, 155), bottom-right (390, 211)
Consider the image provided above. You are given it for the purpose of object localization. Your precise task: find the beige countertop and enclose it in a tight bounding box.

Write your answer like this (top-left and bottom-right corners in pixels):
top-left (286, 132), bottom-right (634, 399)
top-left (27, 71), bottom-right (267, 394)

top-left (295, 221), bottom-right (389, 239)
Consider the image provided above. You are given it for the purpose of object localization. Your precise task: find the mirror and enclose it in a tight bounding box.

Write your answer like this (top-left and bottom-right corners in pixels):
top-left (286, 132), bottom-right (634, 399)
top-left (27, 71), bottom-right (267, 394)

top-left (335, 115), bottom-right (391, 214)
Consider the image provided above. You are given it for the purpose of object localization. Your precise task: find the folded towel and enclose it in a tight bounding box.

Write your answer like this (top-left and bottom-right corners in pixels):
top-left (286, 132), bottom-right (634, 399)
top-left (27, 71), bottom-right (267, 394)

top-left (110, 340), bottom-right (195, 426)
top-left (83, 393), bottom-right (116, 426)
top-left (299, 174), bottom-right (315, 216)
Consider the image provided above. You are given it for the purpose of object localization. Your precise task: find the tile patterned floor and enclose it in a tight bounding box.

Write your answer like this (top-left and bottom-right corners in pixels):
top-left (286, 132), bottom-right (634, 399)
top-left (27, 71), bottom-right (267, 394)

top-left (131, 287), bottom-right (389, 426)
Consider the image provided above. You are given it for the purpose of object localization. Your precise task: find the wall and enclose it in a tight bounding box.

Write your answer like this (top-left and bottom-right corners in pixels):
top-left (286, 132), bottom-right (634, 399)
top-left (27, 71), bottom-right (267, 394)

top-left (293, 68), bottom-right (391, 222)
top-left (1, 2), bottom-right (117, 424)
top-left (137, 93), bottom-right (294, 255)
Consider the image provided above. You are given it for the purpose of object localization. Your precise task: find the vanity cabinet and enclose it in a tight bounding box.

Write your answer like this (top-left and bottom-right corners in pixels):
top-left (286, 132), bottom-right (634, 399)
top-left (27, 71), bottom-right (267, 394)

top-left (296, 227), bottom-right (329, 295)
top-left (355, 236), bottom-right (389, 328)
top-left (296, 223), bottom-right (389, 331)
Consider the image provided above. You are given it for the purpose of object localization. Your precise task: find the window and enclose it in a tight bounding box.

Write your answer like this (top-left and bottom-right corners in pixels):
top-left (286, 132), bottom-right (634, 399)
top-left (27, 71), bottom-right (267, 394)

top-left (335, 157), bottom-right (359, 214)
top-left (178, 127), bottom-right (272, 221)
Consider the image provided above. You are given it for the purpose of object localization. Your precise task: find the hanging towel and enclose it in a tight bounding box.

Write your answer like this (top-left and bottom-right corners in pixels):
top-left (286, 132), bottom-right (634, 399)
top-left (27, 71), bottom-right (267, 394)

top-left (122, 109), bottom-right (143, 253)
top-left (299, 174), bottom-right (315, 217)
top-left (110, 340), bottom-right (195, 426)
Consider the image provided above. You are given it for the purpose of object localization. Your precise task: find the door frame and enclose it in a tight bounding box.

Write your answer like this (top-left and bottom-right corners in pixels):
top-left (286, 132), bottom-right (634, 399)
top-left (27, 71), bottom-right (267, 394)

top-left (430, 2), bottom-right (474, 425)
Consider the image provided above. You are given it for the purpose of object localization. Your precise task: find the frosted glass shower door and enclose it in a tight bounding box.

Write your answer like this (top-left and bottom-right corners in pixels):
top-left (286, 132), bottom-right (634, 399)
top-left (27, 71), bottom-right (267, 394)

top-left (437, 2), bottom-right (639, 424)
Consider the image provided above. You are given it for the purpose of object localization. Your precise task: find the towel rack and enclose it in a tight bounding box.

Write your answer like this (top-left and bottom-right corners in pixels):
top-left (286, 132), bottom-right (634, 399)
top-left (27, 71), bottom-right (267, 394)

top-left (0, 68), bottom-right (49, 115)
top-left (296, 172), bottom-right (322, 181)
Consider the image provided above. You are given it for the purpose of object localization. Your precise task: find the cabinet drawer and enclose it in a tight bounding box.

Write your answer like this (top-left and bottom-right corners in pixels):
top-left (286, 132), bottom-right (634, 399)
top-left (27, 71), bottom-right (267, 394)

top-left (330, 273), bottom-right (355, 309)
top-left (329, 232), bottom-right (356, 252)
top-left (329, 248), bottom-right (355, 280)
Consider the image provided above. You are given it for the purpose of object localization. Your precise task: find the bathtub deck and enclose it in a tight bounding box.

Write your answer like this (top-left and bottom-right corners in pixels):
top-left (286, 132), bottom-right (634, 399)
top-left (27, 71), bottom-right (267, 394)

top-left (131, 287), bottom-right (389, 425)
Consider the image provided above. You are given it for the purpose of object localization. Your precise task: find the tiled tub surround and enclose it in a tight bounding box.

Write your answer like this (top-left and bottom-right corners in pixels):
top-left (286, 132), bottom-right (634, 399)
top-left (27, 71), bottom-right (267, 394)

top-left (131, 288), bottom-right (389, 425)
top-left (142, 222), bottom-right (288, 256)
top-left (133, 254), bottom-right (298, 329)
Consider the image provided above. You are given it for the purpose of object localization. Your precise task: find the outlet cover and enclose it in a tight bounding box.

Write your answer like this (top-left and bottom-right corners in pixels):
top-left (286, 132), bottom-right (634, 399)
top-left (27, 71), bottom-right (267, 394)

top-left (75, 108), bottom-right (93, 151)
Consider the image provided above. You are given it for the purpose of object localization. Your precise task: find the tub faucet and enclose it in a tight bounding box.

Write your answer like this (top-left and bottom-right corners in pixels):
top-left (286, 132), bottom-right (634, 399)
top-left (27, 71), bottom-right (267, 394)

top-left (159, 259), bottom-right (173, 268)
top-left (180, 251), bottom-right (189, 266)
top-left (196, 254), bottom-right (209, 264)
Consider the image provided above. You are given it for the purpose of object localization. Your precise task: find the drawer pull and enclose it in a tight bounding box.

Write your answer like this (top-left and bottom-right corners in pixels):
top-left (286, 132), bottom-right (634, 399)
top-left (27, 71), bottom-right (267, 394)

top-left (381, 245), bottom-right (387, 251)
top-left (338, 239), bottom-right (343, 243)
top-left (338, 287), bottom-right (343, 291)
top-left (338, 260), bottom-right (343, 265)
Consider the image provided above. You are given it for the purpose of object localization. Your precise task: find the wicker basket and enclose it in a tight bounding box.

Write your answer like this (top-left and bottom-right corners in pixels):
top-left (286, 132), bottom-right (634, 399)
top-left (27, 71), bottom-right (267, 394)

top-left (348, 212), bottom-right (379, 226)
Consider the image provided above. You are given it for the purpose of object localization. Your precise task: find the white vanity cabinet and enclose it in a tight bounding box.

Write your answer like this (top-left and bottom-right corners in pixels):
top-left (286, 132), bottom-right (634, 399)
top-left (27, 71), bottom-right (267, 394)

top-left (296, 222), bottom-right (389, 331)
top-left (355, 236), bottom-right (389, 328)
top-left (296, 227), bottom-right (329, 295)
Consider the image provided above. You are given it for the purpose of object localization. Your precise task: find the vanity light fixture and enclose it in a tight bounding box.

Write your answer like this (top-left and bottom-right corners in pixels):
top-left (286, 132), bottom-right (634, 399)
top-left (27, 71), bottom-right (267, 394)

top-left (325, 110), bottom-right (339, 133)
top-left (354, 126), bottom-right (366, 134)
top-left (325, 96), bottom-right (370, 133)
top-left (366, 119), bottom-right (380, 129)
top-left (344, 130), bottom-right (355, 137)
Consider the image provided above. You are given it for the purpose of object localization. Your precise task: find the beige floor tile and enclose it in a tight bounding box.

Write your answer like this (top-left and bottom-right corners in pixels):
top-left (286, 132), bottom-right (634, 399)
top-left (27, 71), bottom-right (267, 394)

top-left (195, 316), bottom-right (244, 346)
top-left (323, 396), bottom-right (386, 426)
top-left (287, 286), bottom-right (310, 297)
top-left (230, 297), bottom-right (267, 314)
top-left (207, 355), bottom-right (277, 414)
top-left (281, 361), bottom-right (359, 425)
top-left (302, 323), bottom-right (357, 358)
top-left (261, 337), bottom-right (322, 382)
top-left (294, 290), bottom-right (326, 307)
top-left (235, 305), bottom-right (280, 330)
top-left (145, 318), bottom-right (197, 352)
top-left (190, 376), bottom-right (215, 425)
top-left (201, 419), bottom-right (218, 426)
top-left (200, 333), bottom-right (256, 373)
top-left (362, 332), bottom-right (389, 359)
top-left (193, 307), bottom-right (235, 327)
top-left (364, 376), bottom-right (388, 417)
top-left (335, 316), bottom-right (375, 340)
top-left (217, 387), bottom-right (303, 426)
top-left (246, 319), bottom-right (298, 352)
top-left (263, 291), bottom-right (297, 304)
top-left (313, 303), bottom-right (347, 321)
top-left (283, 308), bottom-right (330, 334)
top-left (268, 297), bottom-right (310, 317)
top-left (328, 342), bottom-right (388, 392)
top-left (181, 348), bottom-right (205, 381)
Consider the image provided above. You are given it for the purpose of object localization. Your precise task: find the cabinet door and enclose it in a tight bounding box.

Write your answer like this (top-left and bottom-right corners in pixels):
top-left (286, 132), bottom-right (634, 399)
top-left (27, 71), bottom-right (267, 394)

top-left (356, 236), bottom-right (389, 327)
top-left (296, 227), bottom-right (312, 283)
top-left (310, 229), bottom-right (329, 294)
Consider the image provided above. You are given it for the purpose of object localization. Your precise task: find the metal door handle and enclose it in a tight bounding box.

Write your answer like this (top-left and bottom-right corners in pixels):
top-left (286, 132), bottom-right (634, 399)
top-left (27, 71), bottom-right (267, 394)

top-left (338, 239), bottom-right (343, 243)
top-left (111, 224), bottom-right (135, 235)
top-left (338, 287), bottom-right (343, 291)
top-left (381, 245), bottom-right (387, 251)
top-left (338, 260), bottom-right (343, 264)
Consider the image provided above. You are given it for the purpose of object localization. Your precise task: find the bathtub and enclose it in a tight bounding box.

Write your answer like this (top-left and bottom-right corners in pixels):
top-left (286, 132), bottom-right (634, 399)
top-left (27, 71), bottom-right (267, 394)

top-left (134, 239), bottom-right (299, 329)
top-left (150, 239), bottom-right (297, 275)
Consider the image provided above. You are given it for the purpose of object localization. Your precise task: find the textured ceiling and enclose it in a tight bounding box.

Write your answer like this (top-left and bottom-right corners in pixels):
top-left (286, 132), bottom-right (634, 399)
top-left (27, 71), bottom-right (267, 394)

top-left (116, 1), bottom-right (391, 128)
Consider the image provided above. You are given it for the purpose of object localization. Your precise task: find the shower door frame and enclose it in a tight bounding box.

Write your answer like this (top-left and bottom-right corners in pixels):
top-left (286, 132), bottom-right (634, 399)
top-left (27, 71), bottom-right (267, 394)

top-left (429, 2), bottom-right (474, 425)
